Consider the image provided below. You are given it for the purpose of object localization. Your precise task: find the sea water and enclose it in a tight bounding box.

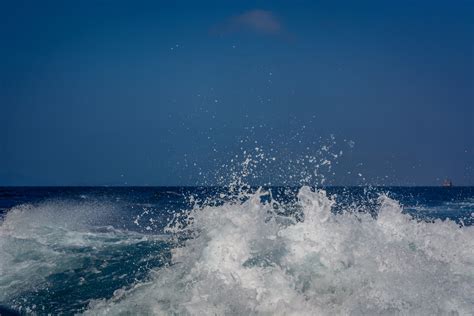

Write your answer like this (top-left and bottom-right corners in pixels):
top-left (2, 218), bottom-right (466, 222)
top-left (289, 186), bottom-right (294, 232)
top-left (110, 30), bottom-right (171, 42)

top-left (0, 185), bottom-right (473, 315)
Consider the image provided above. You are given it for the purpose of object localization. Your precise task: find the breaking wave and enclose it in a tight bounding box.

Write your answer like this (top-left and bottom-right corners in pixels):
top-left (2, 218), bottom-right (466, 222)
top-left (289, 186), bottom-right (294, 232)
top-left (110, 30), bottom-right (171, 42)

top-left (1, 142), bottom-right (473, 314)
top-left (0, 201), bottom-right (171, 314)
top-left (84, 186), bottom-right (474, 315)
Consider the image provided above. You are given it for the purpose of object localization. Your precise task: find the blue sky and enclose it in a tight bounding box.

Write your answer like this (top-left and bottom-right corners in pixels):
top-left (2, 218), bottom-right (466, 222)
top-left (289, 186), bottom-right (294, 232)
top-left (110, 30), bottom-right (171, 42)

top-left (0, 0), bottom-right (473, 186)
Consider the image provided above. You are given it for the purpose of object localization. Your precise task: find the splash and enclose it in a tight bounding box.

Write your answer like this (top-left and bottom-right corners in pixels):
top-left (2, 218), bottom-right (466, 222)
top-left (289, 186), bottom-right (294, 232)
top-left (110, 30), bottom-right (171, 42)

top-left (1, 142), bottom-right (473, 315)
top-left (85, 186), bottom-right (474, 315)
top-left (0, 201), bottom-right (171, 314)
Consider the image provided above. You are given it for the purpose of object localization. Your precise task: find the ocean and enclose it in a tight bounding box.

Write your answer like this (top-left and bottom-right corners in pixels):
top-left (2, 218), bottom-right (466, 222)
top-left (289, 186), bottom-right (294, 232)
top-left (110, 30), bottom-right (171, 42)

top-left (0, 186), bottom-right (473, 315)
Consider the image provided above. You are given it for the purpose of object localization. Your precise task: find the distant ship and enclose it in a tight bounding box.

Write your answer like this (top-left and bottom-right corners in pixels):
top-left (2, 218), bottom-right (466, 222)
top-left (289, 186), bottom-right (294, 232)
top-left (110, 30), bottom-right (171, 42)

top-left (442, 179), bottom-right (453, 187)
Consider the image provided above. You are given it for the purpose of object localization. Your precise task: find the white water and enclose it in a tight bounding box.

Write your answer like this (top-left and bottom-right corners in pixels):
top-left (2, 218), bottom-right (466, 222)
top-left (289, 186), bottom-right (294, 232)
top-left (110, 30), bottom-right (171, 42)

top-left (85, 187), bottom-right (474, 315)
top-left (0, 201), bottom-right (164, 310)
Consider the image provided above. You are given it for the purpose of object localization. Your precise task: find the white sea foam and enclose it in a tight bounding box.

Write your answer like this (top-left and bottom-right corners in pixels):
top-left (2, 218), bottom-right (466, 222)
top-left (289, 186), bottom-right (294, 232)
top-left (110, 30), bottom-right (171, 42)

top-left (0, 201), bottom-right (165, 307)
top-left (85, 186), bottom-right (474, 315)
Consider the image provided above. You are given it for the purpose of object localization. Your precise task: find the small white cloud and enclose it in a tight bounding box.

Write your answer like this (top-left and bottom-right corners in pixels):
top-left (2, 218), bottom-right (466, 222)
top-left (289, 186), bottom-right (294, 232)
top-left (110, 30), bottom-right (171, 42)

top-left (233, 9), bottom-right (281, 34)
top-left (213, 9), bottom-right (283, 35)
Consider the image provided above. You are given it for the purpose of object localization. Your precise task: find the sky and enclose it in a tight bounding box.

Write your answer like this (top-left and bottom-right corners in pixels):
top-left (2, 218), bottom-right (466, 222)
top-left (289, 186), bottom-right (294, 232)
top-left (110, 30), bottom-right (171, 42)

top-left (0, 0), bottom-right (473, 186)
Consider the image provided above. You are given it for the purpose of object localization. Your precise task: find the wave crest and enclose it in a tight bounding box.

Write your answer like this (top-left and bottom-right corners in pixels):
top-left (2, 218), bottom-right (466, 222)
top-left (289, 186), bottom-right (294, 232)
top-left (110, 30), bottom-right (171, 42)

top-left (86, 186), bottom-right (474, 315)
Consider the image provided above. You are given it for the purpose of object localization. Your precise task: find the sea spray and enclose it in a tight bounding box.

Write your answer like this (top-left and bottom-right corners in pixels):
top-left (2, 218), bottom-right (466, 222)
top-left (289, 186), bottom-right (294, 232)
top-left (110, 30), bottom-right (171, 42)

top-left (0, 201), bottom-right (172, 314)
top-left (85, 186), bottom-right (474, 315)
top-left (1, 142), bottom-right (473, 315)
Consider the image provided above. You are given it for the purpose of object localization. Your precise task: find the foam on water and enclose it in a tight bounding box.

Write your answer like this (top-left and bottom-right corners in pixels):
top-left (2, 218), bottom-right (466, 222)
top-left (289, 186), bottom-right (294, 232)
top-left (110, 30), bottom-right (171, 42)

top-left (0, 201), bottom-right (171, 314)
top-left (85, 186), bottom-right (474, 315)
